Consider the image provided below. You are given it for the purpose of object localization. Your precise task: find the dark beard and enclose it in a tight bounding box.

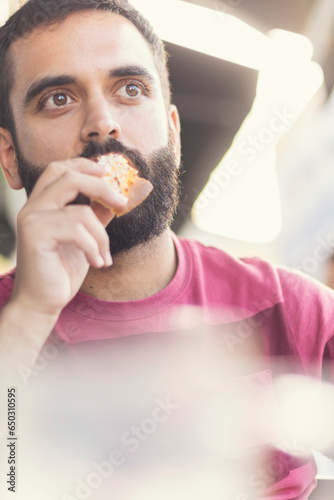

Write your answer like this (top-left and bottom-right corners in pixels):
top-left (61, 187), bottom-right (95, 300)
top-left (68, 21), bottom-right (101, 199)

top-left (15, 135), bottom-right (181, 255)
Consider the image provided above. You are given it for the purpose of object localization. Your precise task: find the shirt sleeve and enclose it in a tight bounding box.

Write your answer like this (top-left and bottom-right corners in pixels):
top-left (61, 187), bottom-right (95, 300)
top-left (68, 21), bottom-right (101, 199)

top-left (277, 266), bottom-right (334, 380)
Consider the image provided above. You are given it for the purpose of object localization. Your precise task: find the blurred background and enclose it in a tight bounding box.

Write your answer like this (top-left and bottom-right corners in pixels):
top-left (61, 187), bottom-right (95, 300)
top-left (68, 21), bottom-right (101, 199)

top-left (1, 0), bottom-right (334, 290)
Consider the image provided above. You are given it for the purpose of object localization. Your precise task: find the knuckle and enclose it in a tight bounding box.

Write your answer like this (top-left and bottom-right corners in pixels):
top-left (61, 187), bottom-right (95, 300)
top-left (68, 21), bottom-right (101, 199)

top-left (62, 169), bottom-right (75, 182)
top-left (72, 221), bottom-right (84, 234)
top-left (17, 211), bottom-right (39, 235)
top-left (47, 161), bottom-right (64, 175)
top-left (65, 204), bottom-right (93, 222)
top-left (80, 205), bottom-right (93, 218)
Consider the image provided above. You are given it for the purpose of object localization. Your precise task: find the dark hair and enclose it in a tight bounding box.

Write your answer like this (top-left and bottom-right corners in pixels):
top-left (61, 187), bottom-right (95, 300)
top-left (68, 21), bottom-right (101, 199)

top-left (0, 0), bottom-right (171, 133)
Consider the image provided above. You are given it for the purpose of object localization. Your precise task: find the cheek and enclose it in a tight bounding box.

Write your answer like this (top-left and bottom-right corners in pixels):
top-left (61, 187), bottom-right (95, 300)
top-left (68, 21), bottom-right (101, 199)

top-left (15, 118), bottom-right (78, 164)
top-left (125, 106), bottom-right (169, 153)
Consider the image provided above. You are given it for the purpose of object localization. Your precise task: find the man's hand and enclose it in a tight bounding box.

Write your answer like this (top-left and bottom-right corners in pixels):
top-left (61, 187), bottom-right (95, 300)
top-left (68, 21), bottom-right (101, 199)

top-left (9, 157), bottom-right (128, 322)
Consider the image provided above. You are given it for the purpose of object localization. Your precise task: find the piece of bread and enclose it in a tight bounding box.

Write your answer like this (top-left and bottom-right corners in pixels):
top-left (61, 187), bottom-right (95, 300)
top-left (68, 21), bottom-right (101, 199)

top-left (94, 153), bottom-right (153, 216)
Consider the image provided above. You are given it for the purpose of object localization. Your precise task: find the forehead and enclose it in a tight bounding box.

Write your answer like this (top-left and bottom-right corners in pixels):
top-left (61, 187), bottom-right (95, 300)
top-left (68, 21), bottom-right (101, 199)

top-left (9, 10), bottom-right (160, 93)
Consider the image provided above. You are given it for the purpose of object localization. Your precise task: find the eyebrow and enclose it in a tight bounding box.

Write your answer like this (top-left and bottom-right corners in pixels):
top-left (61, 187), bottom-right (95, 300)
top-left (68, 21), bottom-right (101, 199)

top-left (24, 75), bottom-right (77, 107)
top-left (24, 65), bottom-right (156, 108)
top-left (108, 65), bottom-right (156, 83)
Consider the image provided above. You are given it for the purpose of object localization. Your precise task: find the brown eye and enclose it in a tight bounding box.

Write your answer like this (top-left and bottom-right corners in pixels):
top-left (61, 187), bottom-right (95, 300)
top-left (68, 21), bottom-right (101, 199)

top-left (39, 91), bottom-right (75, 111)
top-left (53, 93), bottom-right (68, 106)
top-left (126, 84), bottom-right (141, 97)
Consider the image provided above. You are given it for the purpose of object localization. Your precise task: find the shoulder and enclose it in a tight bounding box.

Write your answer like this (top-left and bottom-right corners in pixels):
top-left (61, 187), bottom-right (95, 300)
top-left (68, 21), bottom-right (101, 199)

top-left (276, 265), bottom-right (334, 332)
top-left (178, 235), bottom-right (333, 293)
top-left (179, 235), bottom-right (277, 278)
top-left (177, 236), bottom-right (283, 307)
top-left (176, 235), bottom-right (334, 322)
top-left (176, 237), bottom-right (334, 371)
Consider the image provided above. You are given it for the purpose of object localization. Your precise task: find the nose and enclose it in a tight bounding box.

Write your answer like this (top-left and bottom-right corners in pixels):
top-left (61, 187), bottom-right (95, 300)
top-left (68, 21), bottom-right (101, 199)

top-left (80, 96), bottom-right (121, 143)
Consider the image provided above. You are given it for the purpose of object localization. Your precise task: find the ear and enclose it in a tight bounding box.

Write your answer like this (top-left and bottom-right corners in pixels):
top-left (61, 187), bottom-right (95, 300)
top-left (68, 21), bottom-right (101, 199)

top-left (168, 105), bottom-right (181, 167)
top-left (0, 128), bottom-right (23, 190)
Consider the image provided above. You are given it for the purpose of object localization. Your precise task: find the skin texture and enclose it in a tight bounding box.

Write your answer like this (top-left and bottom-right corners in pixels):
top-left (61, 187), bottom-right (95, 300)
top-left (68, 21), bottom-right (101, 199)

top-left (0, 11), bottom-right (181, 359)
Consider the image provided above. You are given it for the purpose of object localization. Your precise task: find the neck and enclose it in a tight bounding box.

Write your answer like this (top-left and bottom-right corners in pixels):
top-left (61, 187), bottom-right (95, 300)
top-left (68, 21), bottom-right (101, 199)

top-left (80, 230), bottom-right (177, 301)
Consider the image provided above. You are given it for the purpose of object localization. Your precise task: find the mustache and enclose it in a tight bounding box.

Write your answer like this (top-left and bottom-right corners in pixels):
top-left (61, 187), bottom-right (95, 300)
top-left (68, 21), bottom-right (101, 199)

top-left (79, 138), bottom-right (150, 179)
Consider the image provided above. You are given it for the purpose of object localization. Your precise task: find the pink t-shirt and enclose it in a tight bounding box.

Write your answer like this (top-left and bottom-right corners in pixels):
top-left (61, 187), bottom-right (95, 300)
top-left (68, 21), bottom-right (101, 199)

top-left (1, 235), bottom-right (334, 499)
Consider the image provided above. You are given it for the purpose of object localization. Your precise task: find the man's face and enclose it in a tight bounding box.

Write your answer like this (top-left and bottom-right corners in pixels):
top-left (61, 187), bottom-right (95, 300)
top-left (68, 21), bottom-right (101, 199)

top-left (7, 10), bottom-right (181, 254)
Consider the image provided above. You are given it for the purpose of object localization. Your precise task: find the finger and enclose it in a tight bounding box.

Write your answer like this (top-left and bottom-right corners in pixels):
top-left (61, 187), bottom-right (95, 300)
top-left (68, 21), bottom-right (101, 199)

top-left (17, 209), bottom-right (105, 269)
top-left (41, 213), bottom-right (108, 269)
top-left (18, 206), bottom-right (112, 267)
top-left (29, 158), bottom-right (107, 201)
top-left (55, 222), bottom-right (106, 269)
top-left (28, 169), bottom-right (128, 213)
top-left (62, 205), bottom-right (112, 265)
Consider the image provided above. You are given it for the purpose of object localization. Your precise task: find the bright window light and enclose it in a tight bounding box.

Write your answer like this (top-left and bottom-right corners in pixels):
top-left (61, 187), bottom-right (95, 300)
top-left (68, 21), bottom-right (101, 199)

top-left (192, 150), bottom-right (283, 243)
top-left (131, 1), bottom-right (316, 71)
top-left (191, 29), bottom-right (323, 243)
top-left (0, 2), bottom-right (9, 25)
top-left (131, 0), bottom-right (273, 70)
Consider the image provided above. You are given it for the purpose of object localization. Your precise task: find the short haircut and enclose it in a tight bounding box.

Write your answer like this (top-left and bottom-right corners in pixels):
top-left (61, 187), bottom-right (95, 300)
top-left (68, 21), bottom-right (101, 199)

top-left (0, 0), bottom-right (171, 133)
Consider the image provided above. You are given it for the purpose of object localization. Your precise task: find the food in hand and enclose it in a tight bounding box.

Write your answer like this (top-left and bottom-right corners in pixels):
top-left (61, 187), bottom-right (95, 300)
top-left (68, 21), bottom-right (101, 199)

top-left (94, 153), bottom-right (153, 216)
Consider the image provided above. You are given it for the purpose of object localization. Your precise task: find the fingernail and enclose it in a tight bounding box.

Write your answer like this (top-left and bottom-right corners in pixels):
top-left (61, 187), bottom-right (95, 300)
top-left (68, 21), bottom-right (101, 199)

top-left (104, 253), bottom-right (113, 267)
top-left (96, 255), bottom-right (105, 268)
